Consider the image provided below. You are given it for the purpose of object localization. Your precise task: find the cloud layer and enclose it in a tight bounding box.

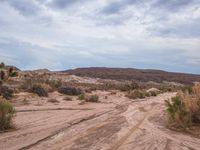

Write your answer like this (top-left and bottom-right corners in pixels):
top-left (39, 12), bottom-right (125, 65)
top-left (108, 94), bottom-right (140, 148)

top-left (0, 0), bottom-right (200, 73)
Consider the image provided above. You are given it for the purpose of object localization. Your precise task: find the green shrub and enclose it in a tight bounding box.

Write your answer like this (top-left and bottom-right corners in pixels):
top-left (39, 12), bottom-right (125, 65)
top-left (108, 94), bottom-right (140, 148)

top-left (30, 84), bottom-right (48, 97)
top-left (165, 96), bottom-right (188, 128)
top-left (0, 86), bottom-right (13, 100)
top-left (58, 86), bottom-right (82, 96)
top-left (0, 99), bottom-right (15, 131)
top-left (8, 67), bottom-right (18, 77)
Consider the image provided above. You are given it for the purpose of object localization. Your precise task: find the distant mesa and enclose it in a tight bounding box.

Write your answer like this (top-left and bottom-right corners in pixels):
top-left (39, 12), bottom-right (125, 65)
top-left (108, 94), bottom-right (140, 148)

top-left (63, 67), bottom-right (200, 84)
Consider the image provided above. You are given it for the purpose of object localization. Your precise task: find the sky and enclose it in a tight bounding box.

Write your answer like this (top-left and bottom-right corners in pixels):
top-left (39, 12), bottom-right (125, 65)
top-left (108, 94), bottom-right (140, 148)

top-left (0, 0), bottom-right (200, 73)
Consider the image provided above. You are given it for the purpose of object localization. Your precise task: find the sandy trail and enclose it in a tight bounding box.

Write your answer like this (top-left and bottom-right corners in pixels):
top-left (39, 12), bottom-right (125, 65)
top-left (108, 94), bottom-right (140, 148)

top-left (1, 92), bottom-right (200, 150)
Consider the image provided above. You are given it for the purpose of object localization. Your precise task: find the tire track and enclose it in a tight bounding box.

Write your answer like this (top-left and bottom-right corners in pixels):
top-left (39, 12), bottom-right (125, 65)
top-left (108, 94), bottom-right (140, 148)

top-left (18, 109), bottom-right (114, 150)
top-left (108, 103), bottom-right (158, 150)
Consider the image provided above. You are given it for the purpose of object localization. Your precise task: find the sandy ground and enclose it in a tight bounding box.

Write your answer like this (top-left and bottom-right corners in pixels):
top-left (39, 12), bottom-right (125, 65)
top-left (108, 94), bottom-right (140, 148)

top-left (0, 91), bottom-right (200, 150)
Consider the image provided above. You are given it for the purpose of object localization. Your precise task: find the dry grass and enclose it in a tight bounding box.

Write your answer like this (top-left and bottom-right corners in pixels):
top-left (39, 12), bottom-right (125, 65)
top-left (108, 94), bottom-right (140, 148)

top-left (165, 83), bottom-right (200, 129)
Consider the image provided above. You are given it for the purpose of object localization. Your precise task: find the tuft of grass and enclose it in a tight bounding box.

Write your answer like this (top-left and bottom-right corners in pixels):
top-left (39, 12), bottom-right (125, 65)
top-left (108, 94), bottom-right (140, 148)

top-left (0, 98), bottom-right (15, 131)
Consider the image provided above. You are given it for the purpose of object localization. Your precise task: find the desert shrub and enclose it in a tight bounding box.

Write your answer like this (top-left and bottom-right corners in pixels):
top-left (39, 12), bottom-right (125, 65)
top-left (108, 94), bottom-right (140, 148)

top-left (0, 70), bottom-right (6, 81)
top-left (165, 83), bottom-right (200, 129)
top-left (0, 86), bottom-right (13, 100)
top-left (0, 62), bottom-right (5, 68)
top-left (87, 95), bottom-right (99, 102)
top-left (30, 84), bottom-right (48, 97)
top-left (0, 99), bottom-right (15, 131)
top-left (78, 93), bottom-right (85, 100)
top-left (165, 96), bottom-right (188, 128)
top-left (47, 80), bottom-right (62, 90)
top-left (145, 92), bottom-right (151, 97)
top-left (8, 67), bottom-right (18, 77)
top-left (181, 85), bottom-right (193, 94)
top-left (63, 97), bottom-right (73, 101)
top-left (119, 82), bottom-right (139, 91)
top-left (58, 86), bottom-right (82, 96)
top-left (127, 90), bottom-right (146, 99)
top-left (78, 93), bottom-right (99, 103)
top-left (149, 91), bottom-right (158, 96)
top-left (48, 99), bottom-right (59, 103)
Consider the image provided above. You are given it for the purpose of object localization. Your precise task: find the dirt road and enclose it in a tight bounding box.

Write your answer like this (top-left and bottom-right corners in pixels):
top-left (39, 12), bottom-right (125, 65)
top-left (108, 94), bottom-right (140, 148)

top-left (1, 92), bottom-right (200, 150)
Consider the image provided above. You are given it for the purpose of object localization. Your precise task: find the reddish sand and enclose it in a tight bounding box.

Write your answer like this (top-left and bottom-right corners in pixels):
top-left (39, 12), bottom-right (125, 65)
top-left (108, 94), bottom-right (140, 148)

top-left (1, 91), bottom-right (200, 150)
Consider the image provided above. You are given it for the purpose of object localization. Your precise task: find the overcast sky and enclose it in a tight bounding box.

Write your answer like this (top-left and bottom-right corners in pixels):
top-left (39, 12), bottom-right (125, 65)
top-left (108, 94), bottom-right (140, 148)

top-left (0, 0), bottom-right (200, 73)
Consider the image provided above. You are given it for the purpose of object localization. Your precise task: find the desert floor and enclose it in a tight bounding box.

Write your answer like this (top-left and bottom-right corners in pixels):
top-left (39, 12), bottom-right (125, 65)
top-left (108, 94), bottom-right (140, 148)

top-left (1, 91), bottom-right (200, 150)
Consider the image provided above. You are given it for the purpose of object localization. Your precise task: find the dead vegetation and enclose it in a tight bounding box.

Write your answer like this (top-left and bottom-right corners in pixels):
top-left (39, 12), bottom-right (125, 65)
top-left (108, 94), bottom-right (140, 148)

top-left (165, 83), bottom-right (200, 129)
top-left (78, 93), bottom-right (99, 103)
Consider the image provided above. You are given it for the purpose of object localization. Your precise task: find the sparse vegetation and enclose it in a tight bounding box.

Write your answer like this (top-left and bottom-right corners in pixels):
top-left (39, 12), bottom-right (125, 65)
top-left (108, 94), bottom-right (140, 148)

top-left (30, 84), bottom-right (48, 97)
top-left (0, 70), bottom-right (6, 81)
top-left (78, 93), bottom-right (85, 100)
top-left (0, 86), bottom-right (13, 100)
top-left (78, 93), bottom-right (99, 103)
top-left (47, 80), bottom-right (62, 90)
top-left (8, 67), bottom-right (18, 77)
top-left (88, 95), bottom-right (99, 102)
top-left (0, 98), bottom-right (15, 131)
top-left (127, 90), bottom-right (146, 99)
top-left (48, 99), bottom-right (59, 103)
top-left (63, 96), bottom-right (73, 101)
top-left (165, 83), bottom-right (200, 129)
top-left (58, 86), bottom-right (82, 96)
top-left (0, 62), bottom-right (5, 68)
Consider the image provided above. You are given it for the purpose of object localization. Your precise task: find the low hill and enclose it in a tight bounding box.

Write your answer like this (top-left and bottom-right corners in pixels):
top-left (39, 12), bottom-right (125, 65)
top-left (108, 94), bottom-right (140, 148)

top-left (64, 67), bottom-right (200, 84)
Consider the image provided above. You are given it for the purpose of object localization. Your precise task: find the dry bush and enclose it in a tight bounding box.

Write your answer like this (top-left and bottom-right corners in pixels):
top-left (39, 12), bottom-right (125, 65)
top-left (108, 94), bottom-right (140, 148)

top-left (88, 95), bottom-right (99, 102)
top-left (78, 93), bottom-right (85, 100)
top-left (30, 84), bottom-right (48, 97)
top-left (126, 90), bottom-right (146, 99)
top-left (47, 80), bottom-right (62, 90)
top-left (0, 85), bottom-right (13, 100)
top-left (58, 86), bottom-right (82, 96)
top-left (0, 70), bottom-right (6, 81)
top-left (78, 93), bottom-right (99, 103)
top-left (119, 82), bottom-right (139, 91)
top-left (0, 98), bottom-right (15, 131)
top-left (48, 99), bottom-right (59, 103)
top-left (0, 62), bottom-right (5, 68)
top-left (165, 83), bottom-right (200, 129)
top-left (63, 97), bottom-right (73, 101)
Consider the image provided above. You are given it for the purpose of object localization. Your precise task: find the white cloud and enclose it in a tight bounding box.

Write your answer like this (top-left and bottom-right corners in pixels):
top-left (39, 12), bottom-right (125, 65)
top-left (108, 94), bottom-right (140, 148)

top-left (0, 0), bottom-right (199, 73)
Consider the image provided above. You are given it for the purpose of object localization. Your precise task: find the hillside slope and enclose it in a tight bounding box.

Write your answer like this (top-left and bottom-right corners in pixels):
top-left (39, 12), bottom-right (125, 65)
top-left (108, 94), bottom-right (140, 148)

top-left (64, 67), bottom-right (200, 84)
